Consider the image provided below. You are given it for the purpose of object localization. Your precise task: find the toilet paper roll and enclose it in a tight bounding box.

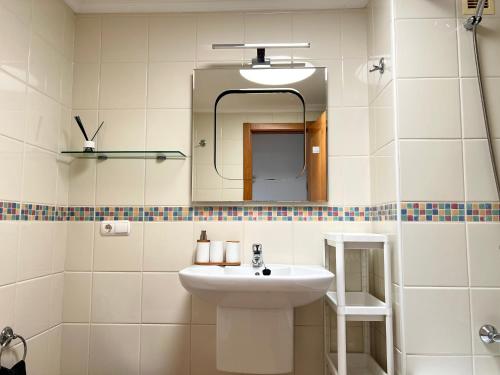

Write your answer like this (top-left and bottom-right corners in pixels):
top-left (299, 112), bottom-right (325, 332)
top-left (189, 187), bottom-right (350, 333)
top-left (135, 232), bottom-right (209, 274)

top-left (225, 241), bottom-right (241, 263)
top-left (196, 241), bottom-right (210, 263)
top-left (209, 240), bottom-right (224, 263)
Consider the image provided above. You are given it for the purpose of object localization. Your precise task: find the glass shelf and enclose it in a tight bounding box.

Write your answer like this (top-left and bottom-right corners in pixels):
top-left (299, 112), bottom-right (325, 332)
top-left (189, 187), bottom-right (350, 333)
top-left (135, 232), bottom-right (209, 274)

top-left (61, 150), bottom-right (187, 160)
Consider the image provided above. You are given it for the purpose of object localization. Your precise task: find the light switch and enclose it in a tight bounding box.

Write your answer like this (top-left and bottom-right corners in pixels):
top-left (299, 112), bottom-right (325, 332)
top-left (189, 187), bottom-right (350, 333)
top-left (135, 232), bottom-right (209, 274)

top-left (100, 220), bottom-right (130, 236)
top-left (312, 146), bottom-right (320, 154)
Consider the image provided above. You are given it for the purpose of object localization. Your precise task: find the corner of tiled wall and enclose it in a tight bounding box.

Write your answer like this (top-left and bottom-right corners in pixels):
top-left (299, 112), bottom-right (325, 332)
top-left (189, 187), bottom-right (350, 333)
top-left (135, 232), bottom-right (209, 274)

top-left (0, 0), bottom-right (75, 373)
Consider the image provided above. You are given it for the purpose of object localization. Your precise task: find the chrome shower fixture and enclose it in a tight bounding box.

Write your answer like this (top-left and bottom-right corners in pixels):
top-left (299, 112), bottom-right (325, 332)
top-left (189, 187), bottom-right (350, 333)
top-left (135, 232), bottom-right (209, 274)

top-left (463, 0), bottom-right (500, 200)
top-left (212, 42), bottom-right (310, 67)
top-left (464, 0), bottom-right (487, 30)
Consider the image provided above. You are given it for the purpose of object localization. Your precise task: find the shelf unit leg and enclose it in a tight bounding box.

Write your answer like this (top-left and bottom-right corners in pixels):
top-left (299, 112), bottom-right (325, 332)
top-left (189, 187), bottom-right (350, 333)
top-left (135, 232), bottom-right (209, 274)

top-left (384, 241), bottom-right (394, 375)
top-left (337, 314), bottom-right (347, 375)
top-left (385, 315), bottom-right (394, 375)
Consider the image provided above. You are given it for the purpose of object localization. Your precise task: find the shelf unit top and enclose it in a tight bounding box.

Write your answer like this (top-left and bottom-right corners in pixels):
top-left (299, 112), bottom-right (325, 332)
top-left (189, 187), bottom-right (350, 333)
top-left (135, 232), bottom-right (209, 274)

top-left (323, 232), bottom-right (387, 243)
top-left (61, 150), bottom-right (187, 160)
top-left (326, 292), bottom-right (391, 318)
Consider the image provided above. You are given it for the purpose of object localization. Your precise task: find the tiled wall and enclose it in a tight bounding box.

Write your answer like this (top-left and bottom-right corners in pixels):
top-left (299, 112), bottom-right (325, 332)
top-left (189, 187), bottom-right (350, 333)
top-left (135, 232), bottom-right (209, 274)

top-left (0, 0), bottom-right (75, 373)
top-left (394, 1), bottom-right (500, 374)
top-left (62, 10), bottom-right (373, 375)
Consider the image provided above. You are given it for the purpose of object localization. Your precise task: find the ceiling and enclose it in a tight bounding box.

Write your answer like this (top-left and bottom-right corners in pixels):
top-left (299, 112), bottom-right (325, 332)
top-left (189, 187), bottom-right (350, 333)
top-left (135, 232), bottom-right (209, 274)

top-left (64, 0), bottom-right (368, 13)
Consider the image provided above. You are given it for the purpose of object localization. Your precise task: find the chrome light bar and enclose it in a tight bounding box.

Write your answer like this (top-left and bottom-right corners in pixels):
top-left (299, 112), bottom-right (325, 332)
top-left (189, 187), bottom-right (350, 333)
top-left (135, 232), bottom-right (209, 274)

top-left (212, 43), bottom-right (310, 49)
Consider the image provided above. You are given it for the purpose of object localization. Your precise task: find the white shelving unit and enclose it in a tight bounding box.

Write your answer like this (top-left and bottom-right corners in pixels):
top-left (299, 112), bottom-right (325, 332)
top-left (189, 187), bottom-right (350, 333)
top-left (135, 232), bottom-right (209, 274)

top-left (323, 233), bottom-right (393, 375)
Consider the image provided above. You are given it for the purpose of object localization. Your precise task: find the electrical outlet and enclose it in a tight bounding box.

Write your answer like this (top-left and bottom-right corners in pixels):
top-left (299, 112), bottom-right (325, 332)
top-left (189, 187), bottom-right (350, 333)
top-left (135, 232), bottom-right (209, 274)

top-left (100, 220), bottom-right (130, 236)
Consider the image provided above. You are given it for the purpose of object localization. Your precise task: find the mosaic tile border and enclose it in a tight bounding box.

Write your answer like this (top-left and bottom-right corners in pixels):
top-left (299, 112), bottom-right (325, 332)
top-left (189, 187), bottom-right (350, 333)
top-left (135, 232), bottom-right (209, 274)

top-left (0, 201), bottom-right (498, 222)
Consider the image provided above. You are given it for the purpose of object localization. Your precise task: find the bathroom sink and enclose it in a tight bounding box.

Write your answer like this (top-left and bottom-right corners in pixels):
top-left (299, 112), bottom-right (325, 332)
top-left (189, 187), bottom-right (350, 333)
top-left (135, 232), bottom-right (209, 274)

top-left (180, 264), bottom-right (333, 373)
top-left (179, 264), bottom-right (334, 309)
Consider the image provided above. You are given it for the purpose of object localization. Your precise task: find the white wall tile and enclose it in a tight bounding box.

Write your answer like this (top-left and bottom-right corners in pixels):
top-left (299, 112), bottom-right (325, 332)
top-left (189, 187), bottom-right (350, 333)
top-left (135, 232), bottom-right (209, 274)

top-left (244, 13), bottom-right (292, 59)
top-left (406, 355), bottom-right (472, 375)
top-left (32, 0), bottom-right (66, 51)
top-left (0, 135), bottom-right (23, 201)
top-left (0, 0), bottom-right (31, 25)
top-left (144, 222), bottom-right (194, 271)
top-left (66, 222), bottom-right (94, 271)
top-left (147, 62), bottom-right (194, 109)
top-left (243, 222), bottom-right (294, 264)
top-left (329, 107), bottom-right (369, 156)
top-left (91, 273), bottom-right (142, 323)
top-left (396, 19), bottom-right (458, 78)
top-left (18, 222), bottom-right (54, 281)
top-left (149, 15), bottom-right (196, 62)
top-left (53, 221), bottom-right (68, 273)
top-left (294, 326), bottom-right (324, 375)
top-left (402, 223), bottom-right (468, 287)
top-left (69, 159), bottom-right (96, 206)
top-left (99, 63), bottom-right (147, 109)
top-left (461, 77), bottom-right (500, 139)
top-left (61, 324), bottom-right (90, 375)
top-left (190, 325), bottom-right (224, 375)
top-left (341, 11), bottom-right (368, 59)
top-left (96, 159), bottom-right (145, 206)
top-left (145, 159), bottom-right (190, 206)
top-left (458, 16), bottom-right (500, 77)
top-left (72, 63), bottom-right (100, 109)
top-left (463, 140), bottom-right (500, 201)
top-left (15, 276), bottom-right (52, 339)
top-left (395, 0), bottom-right (456, 19)
top-left (467, 223), bottom-right (500, 287)
top-left (93, 222), bottom-right (143, 271)
top-left (470, 289), bottom-right (500, 355)
top-left (29, 34), bottom-right (62, 100)
top-left (63, 272), bottom-right (92, 323)
top-left (26, 88), bottom-right (61, 151)
top-left (342, 59), bottom-right (369, 106)
top-left (74, 16), bottom-right (101, 63)
top-left (292, 12), bottom-right (341, 60)
top-left (140, 325), bottom-right (190, 375)
top-left (0, 5), bottom-right (30, 81)
top-left (101, 15), bottom-right (148, 62)
top-left (98, 109), bottom-right (146, 150)
top-left (474, 356), bottom-right (500, 375)
top-left (196, 13), bottom-right (244, 62)
top-left (89, 324), bottom-right (140, 375)
top-left (399, 140), bottom-right (464, 201)
top-left (142, 272), bottom-right (191, 324)
top-left (404, 288), bottom-right (471, 354)
top-left (22, 144), bottom-right (58, 204)
top-left (0, 69), bottom-right (26, 141)
top-left (49, 273), bottom-right (64, 326)
top-left (397, 79), bottom-right (461, 139)
top-left (146, 109), bottom-right (192, 155)
top-left (0, 284), bottom-right (15, 329)
top-left (0, 222), bottom-right (18, 286)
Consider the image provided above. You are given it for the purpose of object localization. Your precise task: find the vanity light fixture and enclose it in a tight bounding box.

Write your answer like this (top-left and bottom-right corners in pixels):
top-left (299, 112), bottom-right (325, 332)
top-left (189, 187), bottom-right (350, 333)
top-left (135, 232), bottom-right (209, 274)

top-left (212, 42), bottom-right (315, 85)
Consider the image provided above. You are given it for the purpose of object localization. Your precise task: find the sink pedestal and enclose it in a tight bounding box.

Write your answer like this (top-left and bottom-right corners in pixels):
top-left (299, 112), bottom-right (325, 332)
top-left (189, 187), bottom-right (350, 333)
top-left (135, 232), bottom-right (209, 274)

top-left (216, 306), bottom-right (293, 374)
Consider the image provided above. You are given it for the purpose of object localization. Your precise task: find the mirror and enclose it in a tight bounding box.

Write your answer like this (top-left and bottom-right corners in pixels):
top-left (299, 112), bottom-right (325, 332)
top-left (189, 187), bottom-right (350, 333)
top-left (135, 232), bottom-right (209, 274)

top-left (192, 66), bottom-right (328, 203)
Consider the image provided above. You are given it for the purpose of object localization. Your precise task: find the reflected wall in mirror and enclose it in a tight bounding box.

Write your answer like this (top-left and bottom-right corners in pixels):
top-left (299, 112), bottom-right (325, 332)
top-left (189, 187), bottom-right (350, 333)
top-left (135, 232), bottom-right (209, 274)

top-left (192, 66), bottom-right (328, 203)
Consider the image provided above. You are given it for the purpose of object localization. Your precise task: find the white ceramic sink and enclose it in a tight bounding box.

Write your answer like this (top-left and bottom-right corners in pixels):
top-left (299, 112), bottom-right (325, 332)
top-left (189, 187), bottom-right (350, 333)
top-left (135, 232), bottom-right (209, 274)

top-left (179, 264), bottom-right (333, 374)
top-left (179, 264), bottom-right (334, 309)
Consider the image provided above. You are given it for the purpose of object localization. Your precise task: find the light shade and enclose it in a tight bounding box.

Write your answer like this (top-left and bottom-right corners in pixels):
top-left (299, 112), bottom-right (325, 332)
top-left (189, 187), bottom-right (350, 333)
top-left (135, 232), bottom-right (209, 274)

top-left (240, 66), bottom-right (315, 85)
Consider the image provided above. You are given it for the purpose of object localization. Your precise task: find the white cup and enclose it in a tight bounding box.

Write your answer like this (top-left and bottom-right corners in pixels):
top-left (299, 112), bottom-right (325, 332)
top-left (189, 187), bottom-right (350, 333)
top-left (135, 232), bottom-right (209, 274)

top-left (209, 240), bottom-right (224, 263)
top-left (196, 241), bottom-right (210, 263)
top-left (225, 241), bottom-right (241, 263)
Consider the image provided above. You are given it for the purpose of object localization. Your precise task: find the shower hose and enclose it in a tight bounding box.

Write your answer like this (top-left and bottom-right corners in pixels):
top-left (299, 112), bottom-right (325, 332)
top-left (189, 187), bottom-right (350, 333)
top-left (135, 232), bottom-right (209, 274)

top-left (471, 24), bottom-right (500, 200)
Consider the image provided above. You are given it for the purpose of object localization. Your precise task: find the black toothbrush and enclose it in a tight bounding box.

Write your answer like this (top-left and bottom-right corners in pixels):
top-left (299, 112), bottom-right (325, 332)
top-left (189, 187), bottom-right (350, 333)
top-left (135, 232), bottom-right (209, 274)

top-left (74, 117), bottom-right (105, 142)
top-left (74, 116), bottom-right (89, 141)
top-left (91, 121), bottom-right (105, 141)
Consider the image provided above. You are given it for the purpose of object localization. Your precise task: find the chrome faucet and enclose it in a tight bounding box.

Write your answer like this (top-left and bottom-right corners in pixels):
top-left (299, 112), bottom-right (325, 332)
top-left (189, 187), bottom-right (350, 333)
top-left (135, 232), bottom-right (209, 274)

top-left (480, 324), bottom-right (500, 344)
top-left (252, 244), bottom-right (264, 267)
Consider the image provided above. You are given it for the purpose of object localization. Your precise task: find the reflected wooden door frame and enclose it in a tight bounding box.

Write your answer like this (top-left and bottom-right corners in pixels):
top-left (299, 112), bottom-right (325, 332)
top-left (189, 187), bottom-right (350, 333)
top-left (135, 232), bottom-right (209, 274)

top-left (243, 123), bottom-right (305, 201)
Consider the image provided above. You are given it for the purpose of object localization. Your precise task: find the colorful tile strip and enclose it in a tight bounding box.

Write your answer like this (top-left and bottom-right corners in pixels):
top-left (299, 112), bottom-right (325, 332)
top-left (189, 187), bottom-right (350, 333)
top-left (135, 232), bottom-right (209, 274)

top-left (0, 201), bottom-right (20, 221)
top-left (401, 202), bottom-right (466, 222)
top-left (95, 207), bottom-right (144, 221)
top-left (0, 201), bottom-right (498, 222)
top-left (144, 207), bottom-right (193, 221)
top-left (20, 204), bottom-right (56, 221)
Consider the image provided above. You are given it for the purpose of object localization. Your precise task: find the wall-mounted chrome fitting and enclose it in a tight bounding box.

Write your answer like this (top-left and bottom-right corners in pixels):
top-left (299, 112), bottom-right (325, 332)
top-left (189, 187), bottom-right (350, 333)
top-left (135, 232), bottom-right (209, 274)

top-left (369, 57), bottom-right (385, 74)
